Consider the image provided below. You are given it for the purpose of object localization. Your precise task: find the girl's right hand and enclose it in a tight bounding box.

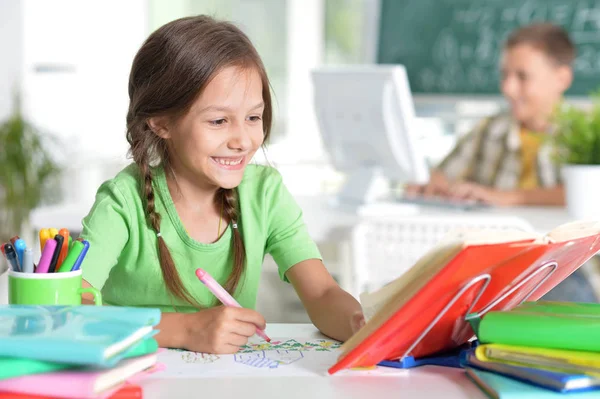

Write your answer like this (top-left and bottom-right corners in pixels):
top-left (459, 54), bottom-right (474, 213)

top-left (181, 306), bottom-right (267, 354)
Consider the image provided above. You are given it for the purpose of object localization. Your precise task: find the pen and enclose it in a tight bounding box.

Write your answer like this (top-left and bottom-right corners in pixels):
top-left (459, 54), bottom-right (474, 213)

top-left (70, 240), bottom-right (90, 271)
top-left (22, 248), bottom-right (34, 273)
top-left (47, 234), bottom-right (63, 273)
top-left (4, 243), bottom-right (20, 272)
top-left (57, 228), bottom-right (70, 267)
top-left (14, 239), bottom-right (26, 271)
top-left (195, 268), bottom-right (271, 342)
top-left (48, 228), bottom-right (59, 238)
top-left (36, 239), bottom-right (57, 273)
top-left (39, 228), bottom-right (50, 252)
top-left (58, 240), bottom-right (84, 272)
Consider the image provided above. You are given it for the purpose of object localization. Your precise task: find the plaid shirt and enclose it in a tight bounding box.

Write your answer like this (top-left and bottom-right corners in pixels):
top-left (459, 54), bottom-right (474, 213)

top-left (438, 112), bottom-right (561, 190)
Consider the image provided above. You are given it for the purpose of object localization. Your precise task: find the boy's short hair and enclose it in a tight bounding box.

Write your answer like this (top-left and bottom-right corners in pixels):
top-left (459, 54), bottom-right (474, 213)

top-left (504, 23), bottom-right (576, 66)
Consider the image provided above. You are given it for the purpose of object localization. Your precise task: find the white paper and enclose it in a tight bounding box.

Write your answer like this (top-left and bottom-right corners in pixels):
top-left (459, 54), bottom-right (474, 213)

top-left (156, 337), bottom-right (344, 377)
top-left (155, 337), bottom-right (408, 378)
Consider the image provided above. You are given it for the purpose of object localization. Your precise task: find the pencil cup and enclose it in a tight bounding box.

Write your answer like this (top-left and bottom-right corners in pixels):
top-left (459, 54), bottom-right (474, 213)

top-left (8, 269), bottom-right (102, 306)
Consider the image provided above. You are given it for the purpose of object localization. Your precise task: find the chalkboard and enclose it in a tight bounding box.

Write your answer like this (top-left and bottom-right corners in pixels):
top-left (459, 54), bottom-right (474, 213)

top-left (377, 0), bottom-right (600, 95)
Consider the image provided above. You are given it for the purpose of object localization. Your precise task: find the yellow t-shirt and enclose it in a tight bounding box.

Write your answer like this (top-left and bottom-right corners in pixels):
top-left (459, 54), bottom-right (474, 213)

top-left (519, 127), bottom-right (543, 189)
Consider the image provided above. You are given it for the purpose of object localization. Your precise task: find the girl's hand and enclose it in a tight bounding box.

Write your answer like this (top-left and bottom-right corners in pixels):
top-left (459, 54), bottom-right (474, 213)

top-left (350, 311), bottom-right (366, 334)
top-left (182, 306), bottom-right (266, 354)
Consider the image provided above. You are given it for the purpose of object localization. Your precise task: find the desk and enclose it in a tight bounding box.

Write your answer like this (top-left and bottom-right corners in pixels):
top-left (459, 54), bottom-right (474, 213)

top-left (142, 324), bottom-right (486, 399)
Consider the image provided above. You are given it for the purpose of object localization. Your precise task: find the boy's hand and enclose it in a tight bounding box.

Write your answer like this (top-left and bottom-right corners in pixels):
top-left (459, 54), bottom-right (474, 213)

top-left (449, 182), bottom-right (522, 206)
top-left (405, 170), bottom-right (451, 198)
top-left (182, 306), bottom-right (266, 354)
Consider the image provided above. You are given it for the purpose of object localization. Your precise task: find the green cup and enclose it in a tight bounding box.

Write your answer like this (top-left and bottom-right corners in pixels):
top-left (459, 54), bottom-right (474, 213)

top-left (8, 269), bottom-right (102, 306)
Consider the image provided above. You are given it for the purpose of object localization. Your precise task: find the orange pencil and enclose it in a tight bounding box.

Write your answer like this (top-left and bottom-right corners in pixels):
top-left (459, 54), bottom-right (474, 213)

top-left (57, 228), bottom-right (70, 267)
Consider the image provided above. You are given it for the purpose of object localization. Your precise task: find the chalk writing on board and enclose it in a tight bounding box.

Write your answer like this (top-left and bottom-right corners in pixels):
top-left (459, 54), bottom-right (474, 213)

top-left (379, 0), bottom-right (600, 94)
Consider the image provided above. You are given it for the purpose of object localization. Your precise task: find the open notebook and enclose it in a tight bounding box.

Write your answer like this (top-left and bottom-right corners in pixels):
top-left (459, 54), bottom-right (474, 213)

top-left (329, 221), bottom-right (600, 374)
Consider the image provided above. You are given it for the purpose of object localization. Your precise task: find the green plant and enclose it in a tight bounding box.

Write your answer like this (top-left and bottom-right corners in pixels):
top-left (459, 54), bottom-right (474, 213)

top-left (0, 98), bottom-right (61, 241)
top-left (552, 95), bottom-right (600, 165)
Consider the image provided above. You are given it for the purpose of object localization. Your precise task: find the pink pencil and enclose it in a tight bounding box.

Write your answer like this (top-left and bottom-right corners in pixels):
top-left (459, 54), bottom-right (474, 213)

top-left (195, 268), bottom-right (271, 342)
top-left (35, 239), bottom-right (57, 273)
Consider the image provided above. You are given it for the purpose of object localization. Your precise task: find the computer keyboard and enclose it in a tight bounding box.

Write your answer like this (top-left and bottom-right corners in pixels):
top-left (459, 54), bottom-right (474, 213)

top-left (395, 195), bottom-right (490, 211)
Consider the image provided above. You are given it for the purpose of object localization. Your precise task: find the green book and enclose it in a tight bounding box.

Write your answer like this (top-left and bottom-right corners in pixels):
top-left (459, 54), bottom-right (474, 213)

top-left (477, 301), bottom-right (600, 352)
top-left (0, 337), bottom-right (158, 380)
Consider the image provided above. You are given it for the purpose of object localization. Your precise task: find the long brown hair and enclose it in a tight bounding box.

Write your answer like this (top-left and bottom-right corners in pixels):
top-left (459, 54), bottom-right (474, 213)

top-left (126, 15), bottom-right (273, 306)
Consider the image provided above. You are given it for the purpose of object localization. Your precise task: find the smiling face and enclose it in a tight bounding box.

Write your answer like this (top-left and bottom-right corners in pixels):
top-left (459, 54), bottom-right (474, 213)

top-left (500, 44), bottom-right (572, 129)
top-left (156, 66), bottom-right (265, 190)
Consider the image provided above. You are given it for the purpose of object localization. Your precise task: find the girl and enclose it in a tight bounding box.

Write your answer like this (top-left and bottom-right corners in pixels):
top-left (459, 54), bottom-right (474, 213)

top-left (80, 15), bottom-right (365, 353)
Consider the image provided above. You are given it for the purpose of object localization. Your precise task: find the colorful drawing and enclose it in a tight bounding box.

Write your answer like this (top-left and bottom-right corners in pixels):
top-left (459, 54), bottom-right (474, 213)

top-left (239, 339), bottom-right (341, 353)
top-left (234, 350), bottom-right (304, 368)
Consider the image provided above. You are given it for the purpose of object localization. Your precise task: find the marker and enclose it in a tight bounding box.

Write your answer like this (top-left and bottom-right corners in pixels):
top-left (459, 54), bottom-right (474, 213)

top-left (68, 235), bottom-right (73, 249)
top-left (9, 236), bottom-right (19, 245)
top-left (195, 268), bottom-right (271, 342)
top-left (4, 243), bottom-right (20, 272)
top-left (57, 228), bottom-right (70, 267)
top-left (58, 240), bottom-right (84, 272)
top-left (48, 228), bottom-right (58, 238)
top-left (14, 239), bottom-right (26, 271)
top-left (36, 239), bottom-right (57, 273)
top-left (39, 229), bottom-right (50, 252)
top-left (70, 240), bottom-right (90, 271)
top-left (47, 234), bottom-right (64, 273)
top-left (22, 248), bottom-right (34, 273)
top-left (1, 243), bottom-right (6, 256)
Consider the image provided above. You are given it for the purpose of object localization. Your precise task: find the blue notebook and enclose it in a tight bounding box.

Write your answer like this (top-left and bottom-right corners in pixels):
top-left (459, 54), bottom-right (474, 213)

top-left (466, 368), bottom-right (600, 398)
top-left (465, 353), bottom-right (600, 393)
top-left (0, 305), bottom-right (160, 367)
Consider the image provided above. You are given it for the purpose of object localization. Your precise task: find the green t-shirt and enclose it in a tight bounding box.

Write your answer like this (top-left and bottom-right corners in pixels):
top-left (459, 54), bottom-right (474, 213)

top-left (80, 163), bottom-right (321, 312)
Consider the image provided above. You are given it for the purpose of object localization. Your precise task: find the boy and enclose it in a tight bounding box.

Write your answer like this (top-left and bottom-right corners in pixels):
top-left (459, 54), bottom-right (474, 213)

top-left (411, 23), bottom-right (574, 207)
top-left (411, 23), bottom-right (598, 302)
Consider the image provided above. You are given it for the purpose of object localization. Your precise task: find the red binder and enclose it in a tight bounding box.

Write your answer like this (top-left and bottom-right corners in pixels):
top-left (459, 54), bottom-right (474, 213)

top-left (329, 230), bottom-right (600, 374)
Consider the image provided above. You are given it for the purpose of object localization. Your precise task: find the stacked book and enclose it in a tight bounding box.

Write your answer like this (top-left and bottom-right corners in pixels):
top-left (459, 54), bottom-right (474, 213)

top-left (0, 305), bottom-right (161, 399)
top-left (465, 301), bottom-right (600, 397)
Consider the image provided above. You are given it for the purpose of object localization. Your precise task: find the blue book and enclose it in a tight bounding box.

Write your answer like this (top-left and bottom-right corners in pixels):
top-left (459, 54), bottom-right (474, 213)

top-left (465, 352), bottom-right (600, 393)
top-left (0, 305), bottom-right (160, 367)
top-left (466, 368), bottom-right (600, 398)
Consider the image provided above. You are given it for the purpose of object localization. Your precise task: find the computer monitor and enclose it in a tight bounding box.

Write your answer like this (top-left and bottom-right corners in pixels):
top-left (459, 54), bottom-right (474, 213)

top-left (311, 65), bottom-right (429, 205)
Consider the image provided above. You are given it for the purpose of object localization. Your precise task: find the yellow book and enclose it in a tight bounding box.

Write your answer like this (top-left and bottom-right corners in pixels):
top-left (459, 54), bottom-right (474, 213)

top-left (476, 344), bottom-right (600, 376)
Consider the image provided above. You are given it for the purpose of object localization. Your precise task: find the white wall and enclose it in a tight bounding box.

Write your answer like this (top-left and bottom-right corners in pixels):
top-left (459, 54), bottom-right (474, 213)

top-left (0, 0), bottom-right (23, 304)
top-left (21, 0), bottom-right (147, 208)
top-left (0, 0), bottom-right (23, 121)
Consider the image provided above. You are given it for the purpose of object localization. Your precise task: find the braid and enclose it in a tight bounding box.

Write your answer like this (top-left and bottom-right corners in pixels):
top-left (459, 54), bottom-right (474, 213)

top-left (219, 187), bottom-right (246, 295)
top-left (139, 155), bottom-right (197, 307)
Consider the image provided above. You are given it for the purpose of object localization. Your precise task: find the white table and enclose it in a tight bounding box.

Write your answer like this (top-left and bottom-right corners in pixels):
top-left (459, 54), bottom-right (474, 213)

top-left (28, 195), bottom-right (573, 242)
top-left (141, 324), bottom-right (486, 399)
top-left (295, 195), bottom-right (573, 242)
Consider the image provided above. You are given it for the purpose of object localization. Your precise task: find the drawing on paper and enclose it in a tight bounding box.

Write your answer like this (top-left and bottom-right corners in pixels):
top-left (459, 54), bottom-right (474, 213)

top-left (238, 339), bottom-right (341, 353)
top-left (181, 352), bottom-right (220, 364)
top-left (234, 350), bottom-right (304, 368)
top-left (160, 338), bottom-right (342, 375)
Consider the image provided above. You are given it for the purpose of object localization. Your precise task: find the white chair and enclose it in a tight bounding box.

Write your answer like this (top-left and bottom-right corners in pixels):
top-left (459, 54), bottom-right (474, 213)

top-left (350, 214), bottom-right (535, 297)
